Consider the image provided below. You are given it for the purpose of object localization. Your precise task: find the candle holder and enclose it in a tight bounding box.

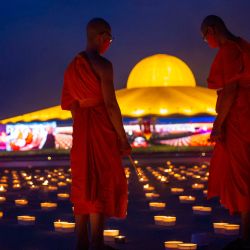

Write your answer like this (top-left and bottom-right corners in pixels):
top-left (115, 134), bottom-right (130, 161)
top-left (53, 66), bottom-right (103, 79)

top-left (103, 229), bottom-right (119, 241)
top-left (149, 202), bottom-right (166, 211)
top-left (15, 199), bottom-right (28, 207)
top-left (154, 216), bottom-right (176, 226)
top-left (54, 220), bottom-right (75, 232)
top-left (192, 206), bottom-right (212, 215)
top-left (177, 243), bottom-right (197, 250)
top-left (40, 202), bottom-right (57, 210)
top-left (164, 241), bottom-right (183, 249)
top-left (179, 196), bottom-right (196, 204)
top-left (17, 216), bottom-right (36, 225)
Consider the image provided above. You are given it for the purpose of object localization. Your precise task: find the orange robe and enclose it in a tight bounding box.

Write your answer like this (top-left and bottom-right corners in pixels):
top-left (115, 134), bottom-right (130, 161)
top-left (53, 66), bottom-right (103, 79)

top-left (207, 38), bottom-right (250, 214)
top-left (61, 52), bottom-right (128, 218)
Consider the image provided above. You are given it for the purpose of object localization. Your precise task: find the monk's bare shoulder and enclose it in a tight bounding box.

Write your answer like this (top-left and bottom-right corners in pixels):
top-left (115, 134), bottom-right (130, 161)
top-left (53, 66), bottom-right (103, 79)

top-left (96, 56), bottom-right (113, 71)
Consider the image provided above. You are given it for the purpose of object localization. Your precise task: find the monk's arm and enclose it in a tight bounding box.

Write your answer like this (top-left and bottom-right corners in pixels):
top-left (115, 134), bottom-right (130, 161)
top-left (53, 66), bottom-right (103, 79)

top-left (214, 82), bottom-right (237, 128)
top-left (100, 61), bottom-right (127, 141)
top-left (70, 101), bottom-right (79, 121)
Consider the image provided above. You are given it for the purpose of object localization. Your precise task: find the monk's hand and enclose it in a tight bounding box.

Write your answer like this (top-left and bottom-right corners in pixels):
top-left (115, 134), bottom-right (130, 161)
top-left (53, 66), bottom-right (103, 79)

top-left (119, 137), bottom-right (132, 156)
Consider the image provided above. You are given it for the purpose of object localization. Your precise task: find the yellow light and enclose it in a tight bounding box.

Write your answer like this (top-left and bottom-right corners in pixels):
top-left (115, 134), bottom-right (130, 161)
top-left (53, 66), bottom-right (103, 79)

top-left (159, 108), bottom-right (168, 115)
top-left (127, 54), bottom-right (196, 88)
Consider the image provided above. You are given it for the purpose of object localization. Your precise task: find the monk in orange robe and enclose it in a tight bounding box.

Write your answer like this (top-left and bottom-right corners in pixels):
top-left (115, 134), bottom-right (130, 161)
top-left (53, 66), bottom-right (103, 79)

top-left (61, 18), bottom-right (131, 250)
top-left (201, 15), bottom-right (250, 250)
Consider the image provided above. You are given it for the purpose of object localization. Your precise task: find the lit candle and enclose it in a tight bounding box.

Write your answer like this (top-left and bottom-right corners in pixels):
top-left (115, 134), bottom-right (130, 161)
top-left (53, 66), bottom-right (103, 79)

top-left (171, 188), bottom-right (184, 195)
top-left (179, 196), bottom-right (196, 204)
top-left (0, 196), bottom-right (6, 203)
top-left (48, 186), bottom-right (58, 191)
top-left (13, 184), bottom-right (21, 190)
top-left (203, 190), bottom-right (208, 196)
top-left (149, 202), bottom-right (166, 210)
top-left (58, 182), bottom-right (67, 187)
top-left (54, 220), bottom-right (75, 232)
top-left (15, 199), bottom-right (28, 206)
top-left (224, 224), bottom-right (240, 235)
top-left (114, 235), bottom-right (126, 244)
top-left (164, 241), bottom-right (183, 249)
top-left (143, 184), bottom-right (155, 191)
top-left (192, 206), bottom-right (212, 215)
top-left (191, 183), bottom-right (204, 190)
top-left (177, 243), bottom-right (197, 250)
top-left (57, 193), bottom-right (70, 200)
top-left (145, 192), bottom-right (160, 200)
top-left (154, 216), bottom-right (176, 226)
top-left (40, 202), bottom-right (57, 210)
top-left (0, 211), bottom-right (3, 219)
top-left (103, 229), bottom-right (119, 241)
top-left (213, 222), bottom-right (228, 234)
top-left (0, 186), bottom-right (6, 193)
top-left (17, 215), bottom-right (36, 225)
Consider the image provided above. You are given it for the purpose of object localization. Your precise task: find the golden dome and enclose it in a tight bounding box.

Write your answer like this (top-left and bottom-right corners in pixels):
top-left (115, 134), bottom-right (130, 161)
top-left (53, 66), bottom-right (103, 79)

top-left (127, 54), bottom-right (196, 88)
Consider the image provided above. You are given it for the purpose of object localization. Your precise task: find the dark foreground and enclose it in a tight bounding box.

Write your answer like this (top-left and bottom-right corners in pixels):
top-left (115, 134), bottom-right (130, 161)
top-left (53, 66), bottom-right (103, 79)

top-left (0, 153), bottom-right (240, 250)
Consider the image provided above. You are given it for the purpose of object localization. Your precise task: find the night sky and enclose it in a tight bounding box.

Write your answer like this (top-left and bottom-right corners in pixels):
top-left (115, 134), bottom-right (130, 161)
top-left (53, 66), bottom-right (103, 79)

top-left (1, 0), bottom-right (250, 120)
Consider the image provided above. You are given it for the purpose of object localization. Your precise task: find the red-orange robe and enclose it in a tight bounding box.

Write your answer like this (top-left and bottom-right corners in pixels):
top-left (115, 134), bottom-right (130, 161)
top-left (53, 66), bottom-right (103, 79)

top-left (207, 38), bottom-right (250, 214)
top-left (61, 52), bottom-right (128, 218)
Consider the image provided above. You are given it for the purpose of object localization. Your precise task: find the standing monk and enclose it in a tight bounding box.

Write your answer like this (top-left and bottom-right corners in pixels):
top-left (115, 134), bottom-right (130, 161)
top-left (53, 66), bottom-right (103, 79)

top-left (201, 15), bottom-right (250, 250)
top-left (61, 18), bottom-right (131, 250)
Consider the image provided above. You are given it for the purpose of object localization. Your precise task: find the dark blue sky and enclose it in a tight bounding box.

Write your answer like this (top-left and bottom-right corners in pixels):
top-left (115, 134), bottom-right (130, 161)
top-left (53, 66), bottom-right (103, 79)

top-left (1, 0), bottom-right (250, 120)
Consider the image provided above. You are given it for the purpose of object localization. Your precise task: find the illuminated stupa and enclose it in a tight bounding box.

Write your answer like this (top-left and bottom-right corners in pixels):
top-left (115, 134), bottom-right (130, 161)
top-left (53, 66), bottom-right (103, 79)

top-left (116, 54), bottom-right (216, 117)
top-left (0, 54), bottom-right (216, 124)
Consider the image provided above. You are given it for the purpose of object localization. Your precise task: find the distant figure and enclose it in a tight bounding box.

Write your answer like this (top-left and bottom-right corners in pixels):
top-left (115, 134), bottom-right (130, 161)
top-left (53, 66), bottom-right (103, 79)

top-left (201, 15), bottom-right (250, 250)
top-left (61, 18), bottom-right (131, 250)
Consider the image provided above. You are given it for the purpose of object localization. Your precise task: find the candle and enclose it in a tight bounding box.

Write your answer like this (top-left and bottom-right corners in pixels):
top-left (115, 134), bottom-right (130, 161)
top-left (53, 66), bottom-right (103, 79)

top-left (192, 206), bottom-right (212, 215)
top-left (54, 220), bottom-right (75, 232)
top-left (103, 229), bottom-right (119, 241)
top-left (15, 199), bottom-right (28, 206)
top-left (57, 193), bottom-right (70, 200)
top-left (179, 196), bottom-right (196, 204)
top-left (40, 202), bottom-right (57, 210)
top-left (224, 224), bottom-right (240, 235)
top-left (154, 216), bottom-right (176, 226)
top-left (143, 184), bottom-right (155, 191)
top-left (13, 184), bottom-right (21, 190)
top-left (0, 186), bottom-right (6, 193)
top-left (114, 235), bottom-right (126, 244)
top-left (17, 215), bottom-right (36, 225)
top-left (203, 190), bottom-right (208, 196)
top-left (139, 177), bottom-right (148, 183)
top-left (171, 188), bottom-right (184, 195)
top-left (164, 241), bottom-right (183, 249)
top-left (177, 243), bottom-right (197, 250)
top-left (0, 211), bottom-right (3, 219)
top-left (149, 202), bottom-right (166, 211)
top-left (58, 182), bottom-right (67, 187)
top-left (213, 222), bottom-right (228, 234)
top-left (0, 196), bottom-right (6, 203)
top-left (145, 192), bottom-right (160, 200)
top-left (48, 186), bottom-right (58, 191)
top-left (191, 183), bottom-right (204, 190)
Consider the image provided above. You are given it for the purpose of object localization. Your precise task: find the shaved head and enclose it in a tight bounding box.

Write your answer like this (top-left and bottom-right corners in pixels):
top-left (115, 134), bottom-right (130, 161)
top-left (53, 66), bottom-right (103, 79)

top-left (201, 15), bottom-right (228, 33)
top-left (86, 18), bottom-right (111, 41)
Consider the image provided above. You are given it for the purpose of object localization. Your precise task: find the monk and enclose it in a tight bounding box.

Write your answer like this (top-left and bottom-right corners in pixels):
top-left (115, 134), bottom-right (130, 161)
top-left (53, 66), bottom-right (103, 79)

top-left (61, 18), bottom-right (131, 250)
top-left (201, 15), bottom-right (250, 250)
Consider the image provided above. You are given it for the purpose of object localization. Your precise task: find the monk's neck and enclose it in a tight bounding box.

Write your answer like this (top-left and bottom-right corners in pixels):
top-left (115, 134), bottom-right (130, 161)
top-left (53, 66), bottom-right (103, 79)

top-left (85, 45), bottom-right (100, 56)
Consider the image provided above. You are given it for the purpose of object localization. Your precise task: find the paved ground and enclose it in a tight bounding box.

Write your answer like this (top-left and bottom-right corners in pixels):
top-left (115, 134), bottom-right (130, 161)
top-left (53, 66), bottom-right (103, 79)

top-left (0, 154), bottom-right (240, 250)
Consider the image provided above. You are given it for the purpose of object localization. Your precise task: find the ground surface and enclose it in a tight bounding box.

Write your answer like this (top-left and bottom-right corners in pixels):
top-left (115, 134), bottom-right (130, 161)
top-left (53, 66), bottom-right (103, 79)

top-left (0, 154), bottom-right (240, 250)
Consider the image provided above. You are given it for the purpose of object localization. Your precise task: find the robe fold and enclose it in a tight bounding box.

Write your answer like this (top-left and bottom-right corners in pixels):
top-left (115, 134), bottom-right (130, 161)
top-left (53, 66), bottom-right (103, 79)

top-left (207, 38), bottom-right (250, 214)
top-left (61, 52), bottom-right (128, 218)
